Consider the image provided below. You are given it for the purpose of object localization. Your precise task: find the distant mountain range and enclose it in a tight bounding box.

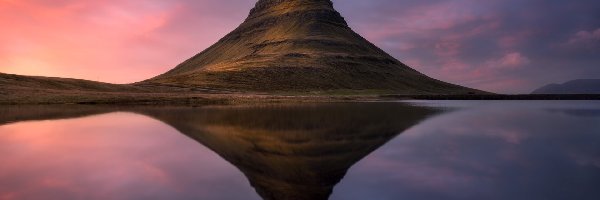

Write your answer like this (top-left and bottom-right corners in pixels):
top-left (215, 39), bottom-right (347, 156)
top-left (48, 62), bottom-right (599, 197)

top-left (532, 79), bottom-right (600, 94)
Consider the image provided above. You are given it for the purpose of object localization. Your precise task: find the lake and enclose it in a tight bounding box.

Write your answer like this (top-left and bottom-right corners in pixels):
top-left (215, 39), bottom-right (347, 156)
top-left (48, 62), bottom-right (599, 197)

top-left (0, 101), bottom-right (599, 200)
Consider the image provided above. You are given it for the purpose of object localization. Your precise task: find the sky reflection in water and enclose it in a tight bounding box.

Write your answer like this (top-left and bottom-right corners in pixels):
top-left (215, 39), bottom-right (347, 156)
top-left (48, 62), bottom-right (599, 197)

top-left (0, 101), bottom-right (599, 200)
top-left (333, 101), bottom-right (600, 200)
top-left (0, 112), bottom-right (260, 200)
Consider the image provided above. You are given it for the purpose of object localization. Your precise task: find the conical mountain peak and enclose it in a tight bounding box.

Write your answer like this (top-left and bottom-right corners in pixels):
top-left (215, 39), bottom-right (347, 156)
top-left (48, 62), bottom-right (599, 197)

top-left (250, 0), bottom-right (336, 16)
top-left (144, 0), bottom-right (483, 95)
top-left (246, 0), bottom-right (346, 28)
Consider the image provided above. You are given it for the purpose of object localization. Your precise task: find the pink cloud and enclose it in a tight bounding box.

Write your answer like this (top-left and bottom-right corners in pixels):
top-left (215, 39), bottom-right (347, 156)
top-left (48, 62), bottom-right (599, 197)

top-left (568, 28), bottom-right (600, 44)
top-left (351, 0), bottom-right (493, 45)
top-left (561, 28), bottom-right (600, 50)
top-left (497, 30), bottom-right (533, 49)
top-left (425, 51), bottom-right (530, 93)
top-left (495, 52), bottom-right (530, 68)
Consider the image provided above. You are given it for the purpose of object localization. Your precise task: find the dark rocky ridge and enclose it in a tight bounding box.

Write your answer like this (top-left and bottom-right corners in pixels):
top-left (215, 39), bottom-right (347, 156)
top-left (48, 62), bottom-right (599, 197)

top-left (144, 0), bottom-right (484, 94)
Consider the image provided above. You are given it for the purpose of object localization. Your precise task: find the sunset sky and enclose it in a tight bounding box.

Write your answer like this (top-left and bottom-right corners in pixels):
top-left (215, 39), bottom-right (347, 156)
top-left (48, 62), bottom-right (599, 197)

top-left (1, 0), bottom-right (599, 93)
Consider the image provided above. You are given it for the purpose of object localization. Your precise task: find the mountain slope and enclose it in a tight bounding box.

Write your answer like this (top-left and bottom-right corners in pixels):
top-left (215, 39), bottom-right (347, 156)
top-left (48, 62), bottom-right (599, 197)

top-left (0, 73), bottom-right (143, 92)
top-left (0, 73), bottom-right (226, 105)
top-left (532, 79), bottom-right (600, 94)
top-left (143, 0), bottom-right (483, 94)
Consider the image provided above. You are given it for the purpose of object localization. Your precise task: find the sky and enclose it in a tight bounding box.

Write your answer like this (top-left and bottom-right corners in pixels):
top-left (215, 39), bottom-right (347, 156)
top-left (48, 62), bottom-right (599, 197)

top-left (0, 0), bottom-right (599, 93)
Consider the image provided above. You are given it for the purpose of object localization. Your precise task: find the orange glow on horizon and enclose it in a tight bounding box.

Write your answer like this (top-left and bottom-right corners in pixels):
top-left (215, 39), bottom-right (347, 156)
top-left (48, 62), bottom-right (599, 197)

top-left (0, 0), bottom-right (251, 83)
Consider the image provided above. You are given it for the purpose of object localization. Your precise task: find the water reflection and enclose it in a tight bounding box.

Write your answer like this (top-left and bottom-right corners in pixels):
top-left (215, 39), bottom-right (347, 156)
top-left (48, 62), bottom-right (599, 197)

top-left (333, 101), bottom-right (600, 200)
top-left (3, 101), bottom-right (599, 200)
top-left (0, 103), bottom-right (438, 200)
top-left (0, 111), bottom-right (260, 200)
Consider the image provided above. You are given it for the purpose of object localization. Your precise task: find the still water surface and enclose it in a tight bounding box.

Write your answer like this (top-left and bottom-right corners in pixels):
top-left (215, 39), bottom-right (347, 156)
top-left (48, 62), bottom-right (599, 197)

top-left (0, 101), bottom-right (599, 200)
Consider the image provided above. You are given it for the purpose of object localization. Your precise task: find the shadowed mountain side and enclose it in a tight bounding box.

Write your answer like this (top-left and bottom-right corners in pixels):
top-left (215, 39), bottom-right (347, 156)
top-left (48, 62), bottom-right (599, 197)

top-left (0, 103), bottom-right (440, 200)
top-left (135, 103), bottom-right (440, 200)
top-left (144, 0), bottom-right (482, 94)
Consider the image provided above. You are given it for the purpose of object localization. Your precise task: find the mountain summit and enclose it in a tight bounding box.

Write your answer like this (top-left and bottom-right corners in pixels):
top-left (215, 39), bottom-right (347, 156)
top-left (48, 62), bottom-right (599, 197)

top-left (144, 0), bottom-right (482, 94)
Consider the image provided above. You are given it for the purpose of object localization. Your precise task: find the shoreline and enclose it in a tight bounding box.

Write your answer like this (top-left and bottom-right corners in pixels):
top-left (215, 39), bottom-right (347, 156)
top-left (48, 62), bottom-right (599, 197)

top-left (2, 90), bottom-right (600, 105)
top-left (382, 94), bottom-right (600, 101)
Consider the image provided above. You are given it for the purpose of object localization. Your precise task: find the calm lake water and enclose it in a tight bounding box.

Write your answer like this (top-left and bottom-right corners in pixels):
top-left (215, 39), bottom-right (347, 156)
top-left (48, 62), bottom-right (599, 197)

top-left (0, 101), bottom-right (599, 200)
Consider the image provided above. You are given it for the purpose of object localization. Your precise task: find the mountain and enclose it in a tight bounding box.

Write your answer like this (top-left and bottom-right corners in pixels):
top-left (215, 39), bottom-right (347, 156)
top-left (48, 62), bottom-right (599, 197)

top-left (0, 0), bottom-right (488, 105)
top-left (532, 79), bottom-right (600, 94)
top-left (142, 0), bottom-right (482, 95)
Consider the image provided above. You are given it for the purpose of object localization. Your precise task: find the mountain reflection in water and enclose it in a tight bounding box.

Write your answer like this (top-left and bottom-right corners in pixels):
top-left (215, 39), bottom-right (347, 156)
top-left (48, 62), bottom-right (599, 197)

top-left (0, 103), bottom-right (438, 200)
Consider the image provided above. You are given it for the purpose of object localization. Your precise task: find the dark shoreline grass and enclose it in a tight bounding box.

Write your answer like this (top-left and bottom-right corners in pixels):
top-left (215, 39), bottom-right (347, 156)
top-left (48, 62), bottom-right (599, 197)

top-left (2, 90), bottom-right (600, 106)
top-left (382, 94), bottom-right (600, 100)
